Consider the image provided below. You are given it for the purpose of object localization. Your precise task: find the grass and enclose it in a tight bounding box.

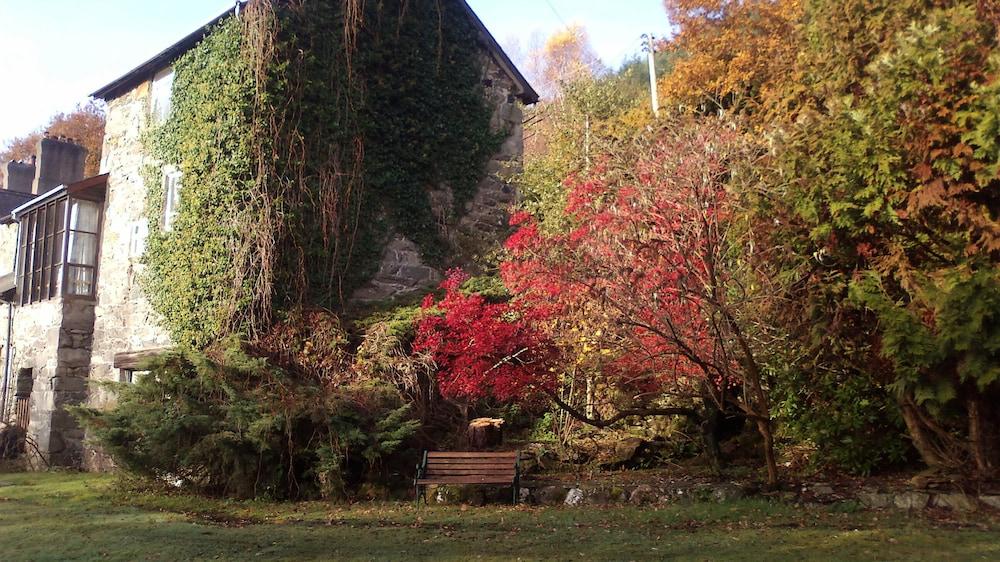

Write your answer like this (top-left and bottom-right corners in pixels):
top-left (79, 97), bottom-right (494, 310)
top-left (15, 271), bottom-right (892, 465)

top-left (0, 472), bottom-right (998, 561)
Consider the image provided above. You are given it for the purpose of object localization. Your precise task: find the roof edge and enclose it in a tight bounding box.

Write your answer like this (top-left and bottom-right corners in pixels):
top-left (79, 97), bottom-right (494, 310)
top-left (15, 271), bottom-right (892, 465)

top-left (91, 3), bottom-right (245, 101)
top-left (458, 1), bottom-right (539, 104)
top-left (10, 174), bottom-right (110, 220)
top-left (91, 1), bottom-right (538, 104)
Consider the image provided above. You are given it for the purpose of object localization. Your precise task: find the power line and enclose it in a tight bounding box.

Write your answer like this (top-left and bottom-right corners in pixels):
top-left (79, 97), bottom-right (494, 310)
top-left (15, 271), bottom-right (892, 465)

top-left (543, 0), bottom-right (568, 27)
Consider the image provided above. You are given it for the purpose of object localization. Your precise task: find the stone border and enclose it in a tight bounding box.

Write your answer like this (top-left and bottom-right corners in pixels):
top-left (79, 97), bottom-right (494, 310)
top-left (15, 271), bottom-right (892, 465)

top-left (427, 480), bottom-right (1000, 513)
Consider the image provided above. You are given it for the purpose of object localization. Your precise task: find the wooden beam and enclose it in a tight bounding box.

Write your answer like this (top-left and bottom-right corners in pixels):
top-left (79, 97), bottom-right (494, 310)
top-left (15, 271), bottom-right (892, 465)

top-left (113, 347), bottom-right (169, 370)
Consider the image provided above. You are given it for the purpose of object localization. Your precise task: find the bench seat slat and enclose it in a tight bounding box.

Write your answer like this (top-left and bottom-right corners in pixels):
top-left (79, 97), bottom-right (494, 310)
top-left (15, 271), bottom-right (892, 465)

top-left (427, 462), bottom-right (513, 468)
top-left (418, 476), bottom-right (514, 485)
top-left (426, 452), bottom-right (517, 458)
top-left (426, 458), bottom-right (516, 465)
top-left (424, 468), bottom-right (514, 472)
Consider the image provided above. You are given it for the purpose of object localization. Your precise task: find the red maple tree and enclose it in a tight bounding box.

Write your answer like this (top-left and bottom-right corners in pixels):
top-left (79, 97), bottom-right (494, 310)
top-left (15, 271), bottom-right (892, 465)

top-left (503, 117), bottom-right (779, 484)
top-left (412, 270), bottom-right (558, 403)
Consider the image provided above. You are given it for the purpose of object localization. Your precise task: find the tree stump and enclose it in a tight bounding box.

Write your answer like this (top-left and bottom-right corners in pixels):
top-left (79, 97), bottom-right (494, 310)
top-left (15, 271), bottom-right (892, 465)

top-left (467, 418), bottom-right (504, 450)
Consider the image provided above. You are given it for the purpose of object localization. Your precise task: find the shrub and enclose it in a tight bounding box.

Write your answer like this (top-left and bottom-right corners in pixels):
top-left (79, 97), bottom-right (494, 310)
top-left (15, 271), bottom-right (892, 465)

top-left (74, 342), bottom-right (417, 500)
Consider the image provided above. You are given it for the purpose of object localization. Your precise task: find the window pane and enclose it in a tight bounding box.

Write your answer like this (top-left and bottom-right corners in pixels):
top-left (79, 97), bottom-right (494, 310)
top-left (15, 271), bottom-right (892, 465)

top-left (66, 266), bottom-right (94, 296)
top-left (52, 264), bottom-right (62, 296)
top-left (68, 231), bottom-right (98, 266)
top-left (55, 199), bottom-right (66, 229)
top-left (69, 200), bottom-right (100, 233)
top-left (162, 169), bottom-right (182, 231)
top-left (151, 67), bottom-right (174, 123)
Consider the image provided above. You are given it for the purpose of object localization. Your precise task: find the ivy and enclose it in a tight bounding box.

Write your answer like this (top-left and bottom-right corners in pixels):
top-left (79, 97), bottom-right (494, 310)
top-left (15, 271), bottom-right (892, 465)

top-left (141, 1), bottom-right (500, 347)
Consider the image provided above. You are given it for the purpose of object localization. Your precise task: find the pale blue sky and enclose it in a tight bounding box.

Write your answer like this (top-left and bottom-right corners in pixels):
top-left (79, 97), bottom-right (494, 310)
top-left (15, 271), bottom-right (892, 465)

top-left (0, 0), bottom-right (671, 145)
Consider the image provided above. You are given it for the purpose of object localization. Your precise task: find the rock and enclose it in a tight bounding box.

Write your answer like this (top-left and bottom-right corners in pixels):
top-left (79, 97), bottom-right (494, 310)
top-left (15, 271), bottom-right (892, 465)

top-left (598, 437), bottom-right (648, 469)
top-left (930, 493), bottom-right (976, 512)
top-left (711, 483), bottom-right (746, 502)
top-left (434, 485), bottom-right (460, 504)
top-left (893, 491), bottom-right (930, 510)
top-left (565, 487), bottom-right (584, 506)
top-left (533, 485), bottom-right (568, 505)
top-left (809, 484), bottom-right (835, 496)
top-left (519, 487), bottom-right (532, 504)
top-left (629, 484), bottom-right (657, 505)
top-left (979, 495), bottom-right (1000, 510)
top-left (859, 492), bottom-right (893, 509)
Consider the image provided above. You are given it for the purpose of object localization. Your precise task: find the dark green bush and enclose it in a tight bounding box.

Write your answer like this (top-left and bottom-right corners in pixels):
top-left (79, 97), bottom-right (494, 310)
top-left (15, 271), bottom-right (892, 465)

top-left (74, 343), bottom-right (417, 500)
top-left (772, 366), bottom-right (910, 475)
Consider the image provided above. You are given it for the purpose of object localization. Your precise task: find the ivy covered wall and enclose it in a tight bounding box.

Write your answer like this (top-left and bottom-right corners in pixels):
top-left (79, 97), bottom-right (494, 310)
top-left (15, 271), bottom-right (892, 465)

top-left (141, 0), bottom-right (512, 348)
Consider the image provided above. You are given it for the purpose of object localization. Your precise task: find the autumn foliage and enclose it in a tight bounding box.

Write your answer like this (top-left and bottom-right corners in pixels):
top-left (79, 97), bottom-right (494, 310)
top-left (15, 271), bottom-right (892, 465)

top-left (412, 270), bottom-right (558, 402)
top-left (659, 0), bottom-right (802, 112)
top-left (0, 101), bottom-right (106, 177)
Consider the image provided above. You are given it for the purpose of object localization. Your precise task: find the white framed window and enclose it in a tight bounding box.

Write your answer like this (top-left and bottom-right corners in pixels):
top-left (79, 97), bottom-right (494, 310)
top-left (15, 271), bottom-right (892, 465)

top-left (120, 369), bottom-right (149, 384)
top-left (162, 167), bottom-right (182, 231)
top-left (150, 66), bottom-right (175, 123)
top-left (128, 220), bottom-right (149, 258)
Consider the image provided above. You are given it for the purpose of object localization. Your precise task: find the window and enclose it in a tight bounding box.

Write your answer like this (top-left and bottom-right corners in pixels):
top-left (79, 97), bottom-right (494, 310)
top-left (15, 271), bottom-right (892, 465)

top-left (16, 198), bottom-right (66, 304)
top-left (162, 167), bottom-right (182, 231)
top-left (15, 195), bottom-right (103, 305)
top-left (66, 199), bottom-right (101, 296)
top-left (151, 67), bottom-right (175, 123)
top-left (119, 369), bottom-right (149, 384)
top-left (129, 220), bottom-right (149, 258)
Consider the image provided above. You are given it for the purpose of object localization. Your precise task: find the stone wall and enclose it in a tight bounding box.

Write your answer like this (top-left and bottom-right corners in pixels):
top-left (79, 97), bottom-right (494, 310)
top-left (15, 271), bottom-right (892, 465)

top-left (2, 298), bottom-right (95, 466)
top-left (88, 80), bottom-right (172, 416)
top-left (0, 222), bottom-right (18, 276)
top-left (353, 51), bottom-right (524, 302)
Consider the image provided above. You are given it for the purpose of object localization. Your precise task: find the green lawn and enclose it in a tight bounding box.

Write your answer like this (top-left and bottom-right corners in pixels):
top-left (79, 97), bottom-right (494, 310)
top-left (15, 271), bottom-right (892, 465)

top-left (0, 472), bottom-right (997, 561)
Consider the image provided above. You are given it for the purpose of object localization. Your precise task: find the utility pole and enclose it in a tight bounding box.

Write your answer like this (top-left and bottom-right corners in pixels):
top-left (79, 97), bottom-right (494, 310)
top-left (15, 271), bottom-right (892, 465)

top-left (642, 34), bottom-right (660, 118)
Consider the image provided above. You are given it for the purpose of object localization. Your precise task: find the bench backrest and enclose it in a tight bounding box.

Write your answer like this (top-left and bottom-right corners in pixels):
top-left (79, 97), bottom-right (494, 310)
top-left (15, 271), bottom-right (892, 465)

top-left (420, 451), bottom-right (519, 485)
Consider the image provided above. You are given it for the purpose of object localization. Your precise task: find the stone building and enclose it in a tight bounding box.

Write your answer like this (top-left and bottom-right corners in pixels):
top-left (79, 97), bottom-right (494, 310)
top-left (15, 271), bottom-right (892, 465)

top-left (0, 0), bottom-right (536, 468)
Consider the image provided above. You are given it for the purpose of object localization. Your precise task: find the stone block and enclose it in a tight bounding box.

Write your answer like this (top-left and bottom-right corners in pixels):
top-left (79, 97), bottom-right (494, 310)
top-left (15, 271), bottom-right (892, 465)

top-left (980, 495), bottom-right (1000, 510)
top-left (711, 483), bottom-right (747, 502)
top-left (859, 492), bottom-right (893, 509)
top-left (893, 491), bottom-right (930, 510)
top-left (629, 484), bottom-right (657, 505)
top-left (533, 485), bottom-right (568, 505)
top-left (49, 375), bottom-right (87, 392)
top-left (565, 487), bottom-right (584, 506)
top-left (930, 493), bottom-right (976, 512)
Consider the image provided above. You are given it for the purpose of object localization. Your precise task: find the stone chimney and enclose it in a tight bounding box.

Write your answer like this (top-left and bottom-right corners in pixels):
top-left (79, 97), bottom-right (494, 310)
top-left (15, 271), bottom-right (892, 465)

top-left (2, 157), bottom-right (36, 193)
top-left (31, 134), bottom-right (87, 194)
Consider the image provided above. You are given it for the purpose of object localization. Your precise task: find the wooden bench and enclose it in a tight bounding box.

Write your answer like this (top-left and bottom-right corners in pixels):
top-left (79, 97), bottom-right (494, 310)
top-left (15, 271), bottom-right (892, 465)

top-left (415, 451), bottom-right (520, 504)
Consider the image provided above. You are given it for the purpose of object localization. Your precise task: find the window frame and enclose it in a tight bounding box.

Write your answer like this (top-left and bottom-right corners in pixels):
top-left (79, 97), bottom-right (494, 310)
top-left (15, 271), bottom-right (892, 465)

top-left (64, 198), bottom-right (103, 299)
top-left (15, 193), bottom-right (104, 305)
top-left (150, 66), bottom-right (175, 124)
top-left (162, 166), bottom-right (182, 231)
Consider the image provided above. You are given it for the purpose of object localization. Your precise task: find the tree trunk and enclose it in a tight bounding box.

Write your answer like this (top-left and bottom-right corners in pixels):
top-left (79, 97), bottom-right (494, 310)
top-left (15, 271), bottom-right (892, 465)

top-left (700, 398), bottom-right (724, 475)
top-left (899, 397), bottom-right (951, 469)
top-left (756, 417), bottom-right (778, 488)
top-left (968, 395), bottom-right (999, 480)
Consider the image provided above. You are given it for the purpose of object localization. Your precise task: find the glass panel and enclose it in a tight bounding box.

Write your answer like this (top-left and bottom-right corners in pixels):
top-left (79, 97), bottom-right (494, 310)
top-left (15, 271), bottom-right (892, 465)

top-left (151, 67), bottom-right (175, 123)
top-left (52, 264), bottom-right (62, 296)
top-left (69, 200), bottom-right (99, 233)
top-left (68, 231), bottom-right (98, 266)
top-left (162, 170), bottom-right (182, 231)
top-left (66, 266), bottom-right (94, 296)
top-left (55, 199), bottom-right (66, 233)
top-left (69, 199), bottom-right (100, 233)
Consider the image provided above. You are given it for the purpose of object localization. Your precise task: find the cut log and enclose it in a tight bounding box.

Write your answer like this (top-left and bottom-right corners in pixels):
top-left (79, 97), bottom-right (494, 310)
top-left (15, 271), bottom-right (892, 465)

top-left (467, 417), bottom-right (504, 450)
